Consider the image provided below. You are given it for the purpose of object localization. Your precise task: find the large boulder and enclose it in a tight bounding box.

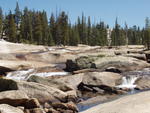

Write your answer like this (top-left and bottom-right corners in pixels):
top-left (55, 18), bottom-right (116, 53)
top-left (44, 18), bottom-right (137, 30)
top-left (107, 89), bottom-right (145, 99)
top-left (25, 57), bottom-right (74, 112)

top-left (0, 104), bottom-right (24, 113)
top-left (82, 72), bottom-right (121, 87)
top-left (95, 56), bottom-right (149, 72)
top-left (77, 72), bottom-right (125, 98)
top-left (0, 90), bottom-right (29, 106)
top-left (80, 90), bottom-right (150, 113)
top-left (0, 78), bottom-right (68, 104)
top-left (123, 54), bottom-right (146, 61)
top-left (66, 56), bottom-right (150, 72)
top-left (66, 56), bottom-right (96, 72)
top-left (27, 75), bottom-right (74, 92)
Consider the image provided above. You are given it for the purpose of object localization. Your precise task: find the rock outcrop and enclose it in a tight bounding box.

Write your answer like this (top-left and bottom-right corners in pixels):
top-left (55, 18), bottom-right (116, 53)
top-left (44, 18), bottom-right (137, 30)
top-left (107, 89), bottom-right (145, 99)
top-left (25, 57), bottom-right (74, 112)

top-left (0, 78), bottom-right (68, 104)
top-left (80, 90), bottom-right (150, 113)
top-left (0, 90), bottom-right (29, 106)
top-left (66, 56), bottom-right (150, 72)
top-left (0, 104), bottom-right (24, 113)
top-left (27, 75), bottom-right (74, 92)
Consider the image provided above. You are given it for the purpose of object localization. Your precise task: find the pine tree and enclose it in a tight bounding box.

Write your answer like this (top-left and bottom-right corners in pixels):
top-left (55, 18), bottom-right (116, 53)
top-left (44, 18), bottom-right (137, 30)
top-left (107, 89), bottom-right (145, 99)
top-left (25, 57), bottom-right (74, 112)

top-left (7, 11), bottom-right (16, 42)
top-left (49, 13), bottom-right (56, 44)
top-left (20, 7), bottom-right (33, 43)
top-left (40, 11), bottom-right (49, 45)
top-left (69, 25), bottom-right (80, 46)
top-left (15, 2), bottom-right (21, 29)
top-left (124, 22), bottom-right (128, 45)
top-left (33, 12), bottom-right (42, 45)
top-left (111, 18), bottom-right (123, 46)
top-left (144, 17), bottom-right (150, 49)
top-left (96, 21), bottom-right (108, 46)
top-left (57, 11), bottom-right (69, 45)
top-left (47, 29), bottom-right (54, 46)
top-left (81, 13), bottom-right (87, 44)
top-left (87, 16), bottom-right (92, 45)
top-left (0, 7), bottom-right (3, 38)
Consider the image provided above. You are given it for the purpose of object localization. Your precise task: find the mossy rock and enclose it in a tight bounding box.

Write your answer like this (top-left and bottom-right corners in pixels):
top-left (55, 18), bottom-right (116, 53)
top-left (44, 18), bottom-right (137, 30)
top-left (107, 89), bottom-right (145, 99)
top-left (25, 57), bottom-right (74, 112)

top-left (0, 78), bottom-right (18, 92)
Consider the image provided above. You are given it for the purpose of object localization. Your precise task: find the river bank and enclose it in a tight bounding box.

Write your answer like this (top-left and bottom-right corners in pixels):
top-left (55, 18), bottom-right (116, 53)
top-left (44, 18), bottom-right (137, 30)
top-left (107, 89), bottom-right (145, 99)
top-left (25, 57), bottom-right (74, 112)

top-left (0, 40), bottom-right (150, 113)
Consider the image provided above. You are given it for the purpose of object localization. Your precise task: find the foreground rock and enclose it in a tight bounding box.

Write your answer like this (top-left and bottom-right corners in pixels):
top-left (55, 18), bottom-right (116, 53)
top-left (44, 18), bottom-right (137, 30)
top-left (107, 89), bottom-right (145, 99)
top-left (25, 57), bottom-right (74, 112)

top-left (81, 90), bottom-right (150, 113)
top-left (27, 75), bottom-right (74, 92)
top-left (0, 78), bottom-right (68, 104)
top-left (0, 90), bottom-right (29, 106)
top-left (0, 104), bottom-right (24, 113)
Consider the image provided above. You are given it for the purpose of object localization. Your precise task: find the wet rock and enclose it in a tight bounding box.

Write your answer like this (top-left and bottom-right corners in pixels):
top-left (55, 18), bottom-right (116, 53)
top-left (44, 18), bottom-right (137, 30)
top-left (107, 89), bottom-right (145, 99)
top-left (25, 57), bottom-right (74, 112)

top-left (78, 83), bottom-right (121, 95)
top-left (0, 104), bottom-right (24, 113)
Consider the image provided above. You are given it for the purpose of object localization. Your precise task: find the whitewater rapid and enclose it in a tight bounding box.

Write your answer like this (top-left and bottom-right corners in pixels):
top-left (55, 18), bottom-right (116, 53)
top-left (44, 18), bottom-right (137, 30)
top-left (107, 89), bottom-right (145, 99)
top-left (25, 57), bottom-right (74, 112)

top-left (116, 76), bottom-right (139, 89)
top-left (6, 69), bottom-right (69, 80)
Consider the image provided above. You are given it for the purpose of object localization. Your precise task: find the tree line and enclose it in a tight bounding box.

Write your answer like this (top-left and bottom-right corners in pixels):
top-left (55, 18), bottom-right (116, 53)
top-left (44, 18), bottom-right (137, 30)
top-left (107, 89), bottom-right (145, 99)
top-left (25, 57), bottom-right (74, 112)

top-left (0, 2), bottom-right (150, 48)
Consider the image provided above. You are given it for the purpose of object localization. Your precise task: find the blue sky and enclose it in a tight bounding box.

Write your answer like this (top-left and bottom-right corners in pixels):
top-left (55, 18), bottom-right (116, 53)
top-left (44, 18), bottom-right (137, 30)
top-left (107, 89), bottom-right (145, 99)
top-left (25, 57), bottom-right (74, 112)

top-left (0, 0), bottom-right (149, 28)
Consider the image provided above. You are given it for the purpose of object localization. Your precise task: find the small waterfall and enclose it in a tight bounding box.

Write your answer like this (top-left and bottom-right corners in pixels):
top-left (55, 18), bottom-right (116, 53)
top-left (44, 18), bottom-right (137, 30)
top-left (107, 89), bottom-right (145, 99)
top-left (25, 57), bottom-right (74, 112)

top-left (116, 76), bottom-right (139, 89)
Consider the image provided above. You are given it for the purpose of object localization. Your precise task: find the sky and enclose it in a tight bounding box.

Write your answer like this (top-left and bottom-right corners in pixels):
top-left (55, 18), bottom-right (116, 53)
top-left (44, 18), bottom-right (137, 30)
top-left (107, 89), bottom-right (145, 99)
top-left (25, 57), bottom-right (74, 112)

top-left (0, 0), bottom-right (149, 28)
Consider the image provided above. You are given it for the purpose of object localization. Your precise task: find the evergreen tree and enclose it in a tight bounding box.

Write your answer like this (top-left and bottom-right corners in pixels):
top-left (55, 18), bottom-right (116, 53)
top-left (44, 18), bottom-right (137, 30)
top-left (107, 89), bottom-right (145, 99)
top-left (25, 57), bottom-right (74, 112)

top-left (33, 12), bottom-right (42, 45)
top-left (144, 17), bottom-right (150, 49)
top-left (69, 25), bottom-right (80, 46)
top-left (124, 22), bottom-right (128, 45)
top-left (58, 11), bottom-right (69, 45)
top-left (87, 16), bottom-right (92, 44)
top-left (96, 21), bottom-right (108, 46)
top-left (40, 11), bottom-right (49, 45)
top-left (7, 11), bottom-right (16, 42)
top-left (49, 13), bottom-right (56, 45)
top-left (20, 7), bottom-right (33, 43)
top-left (15, 2), bottom-right (21, 28)
top-left (81, 13), bottom-right (87, 44)
top-left (47, 29), bottom-right (54, 46)
top-left (0, 7), bottom-right (3, 38)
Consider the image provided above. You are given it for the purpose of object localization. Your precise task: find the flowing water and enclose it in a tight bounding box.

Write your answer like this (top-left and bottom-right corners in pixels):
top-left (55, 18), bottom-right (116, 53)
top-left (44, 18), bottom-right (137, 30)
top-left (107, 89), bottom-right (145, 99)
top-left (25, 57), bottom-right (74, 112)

top-left (6, 69), bottom-right (69, 80)
top-left (116, 76), bottom-right (138, 89)
top-left (78, 68), bottom-right (150, 112)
